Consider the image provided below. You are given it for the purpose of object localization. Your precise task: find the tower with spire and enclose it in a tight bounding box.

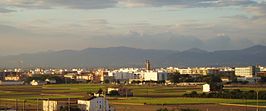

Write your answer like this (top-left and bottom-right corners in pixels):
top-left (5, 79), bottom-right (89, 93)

top-left (145, 60), bottom-right (151, 71)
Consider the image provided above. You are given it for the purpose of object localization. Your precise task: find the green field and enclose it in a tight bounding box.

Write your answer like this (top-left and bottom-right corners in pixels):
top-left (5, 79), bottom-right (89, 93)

top-left (0, 84), bottom-right (202, 99)
top-left (110, 97), bottom-right (266, 106)
top-left (0, 84), bottom-right (265, 107)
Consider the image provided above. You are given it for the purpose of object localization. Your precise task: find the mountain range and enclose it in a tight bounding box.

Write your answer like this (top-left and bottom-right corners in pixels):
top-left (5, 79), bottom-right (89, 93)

top-left (0, 45), bottom-right (266, 68)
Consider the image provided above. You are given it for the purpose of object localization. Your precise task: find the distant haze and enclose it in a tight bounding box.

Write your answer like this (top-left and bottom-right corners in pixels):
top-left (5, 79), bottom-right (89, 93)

top-left (1, 0), bottom-right (266, 55)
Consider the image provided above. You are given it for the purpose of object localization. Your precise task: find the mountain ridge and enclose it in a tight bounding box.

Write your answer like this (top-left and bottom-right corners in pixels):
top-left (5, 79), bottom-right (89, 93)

top-left (0, 45), bottom-right (265, 68)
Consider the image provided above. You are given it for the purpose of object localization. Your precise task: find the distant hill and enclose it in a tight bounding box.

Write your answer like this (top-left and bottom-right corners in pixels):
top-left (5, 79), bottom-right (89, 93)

top-left (0, 45), bottom-right (266, 68)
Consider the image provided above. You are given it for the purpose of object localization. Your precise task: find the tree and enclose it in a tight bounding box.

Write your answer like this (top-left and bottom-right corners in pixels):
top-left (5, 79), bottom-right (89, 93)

top-left (104, 79), bottom-right (110, 84)
top-left (210, 83), bottom-right (224, 92)
top-left (60, 106), bottom-right (81, 111)
top-left (205, 75), bottom-right (223, 92)
top-left (168, 73), bottom-right (181, 83)
top-left (108, 90), bottom-right (120, 96)
top-left (180, 108), bottom-right (201, 111)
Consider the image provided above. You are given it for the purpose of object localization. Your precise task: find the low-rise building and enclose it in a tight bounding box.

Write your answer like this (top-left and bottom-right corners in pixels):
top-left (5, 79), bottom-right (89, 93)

top-left (107, 88), bottom-right (119, 94)
top-left (78, 97), bottom-right (113, 111)
top-left (30, 80), bottom-right (46, 86)
top-left (43, 100), bottom-right (60, 111)
top-left (202, 84), bottom-right (210, 93)
top-left (45, 79), bottom-right (57, 84)
top-left (0, 80), bottom-right (24, 85)
top-left (43, 99), bottom-right (76, 111)
top-left (76, 74), bottom-right (94, 82)
top-left (4, 75), bottom-right (21, 81)
top-left (177, 67), bottom-right (220, 75)
top-left (64, 73), bottom-right (76, 79)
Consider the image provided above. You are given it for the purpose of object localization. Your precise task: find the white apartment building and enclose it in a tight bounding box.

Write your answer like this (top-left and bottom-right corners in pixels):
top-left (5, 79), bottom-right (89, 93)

top-left (143, 71), bottom-right (168, 81)
top-left (235, 66), bottom-right (259, 78)
top-left (112, 72), bottom-right (139, 80)
top-left (109, 68), bottom-right (141, 80)
top-left (176, 67), bottom-right (219, 75)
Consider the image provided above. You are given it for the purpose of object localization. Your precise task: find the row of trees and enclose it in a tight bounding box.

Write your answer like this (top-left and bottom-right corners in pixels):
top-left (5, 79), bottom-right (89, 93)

top-left (168, 73), bottom-right (223, 84)
top-left (24, 74), bottom-right (78, 84)
top-left (184, 89), bottom-right (266, 100)
top-left (157, 108), bottom-right (200, 111)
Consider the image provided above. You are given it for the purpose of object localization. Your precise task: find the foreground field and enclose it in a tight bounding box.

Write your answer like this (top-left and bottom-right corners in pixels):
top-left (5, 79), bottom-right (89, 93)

top-left (0, 84), bottom-right (265, 111)
top-left (109, 97), bottom-right (266, 106)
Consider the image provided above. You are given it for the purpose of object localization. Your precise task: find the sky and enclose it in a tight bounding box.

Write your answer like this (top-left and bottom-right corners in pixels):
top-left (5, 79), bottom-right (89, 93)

top-left (0, 0), bottom-right (266, 55)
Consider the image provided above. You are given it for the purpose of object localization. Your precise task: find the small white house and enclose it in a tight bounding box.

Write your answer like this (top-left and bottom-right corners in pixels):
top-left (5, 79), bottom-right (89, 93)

top-left (107, 88), bottom-right (119, 94)
top-left (45, 79), bottom-right (57, 84)
top-left (202, 84), bottom-right (210, 93)
top-left (30, 80), bottom-right (46, 86)
top-left (78, 97), bottom-right (113, 111)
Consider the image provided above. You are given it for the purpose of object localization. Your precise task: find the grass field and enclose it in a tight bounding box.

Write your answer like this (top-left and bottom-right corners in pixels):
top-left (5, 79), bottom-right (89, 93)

top-left (0, 84), bottom-right (265, 107)
top-left (109, 97), bottom-right (266, 106)
top-left (0, 84), bottom-right (202, 99)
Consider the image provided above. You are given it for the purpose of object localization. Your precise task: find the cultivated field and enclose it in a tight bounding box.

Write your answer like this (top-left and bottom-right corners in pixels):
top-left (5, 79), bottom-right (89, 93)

top-left (0, 84), bottom-right (265, 111)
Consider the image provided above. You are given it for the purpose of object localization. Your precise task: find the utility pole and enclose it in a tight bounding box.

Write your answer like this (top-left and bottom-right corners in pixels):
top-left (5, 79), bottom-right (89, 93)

top-left (68, 98), bottom-right (70, 111)
top-left (47, 98), bottom-right (49, 111)
top-left (36, 98), bottom-right (39, 111)
top-left (15, 99), bottom-right (18, 111)
top-left (126, 89), bottom-right (128, 99)
top-left (256, 72), bottom-right (259, 111)
top-left (22, 100), bottom-right (25, 111)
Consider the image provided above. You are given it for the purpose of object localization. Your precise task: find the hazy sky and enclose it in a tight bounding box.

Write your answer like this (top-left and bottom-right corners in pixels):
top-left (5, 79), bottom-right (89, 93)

top-left (1, 0), bottom-right (266, 55)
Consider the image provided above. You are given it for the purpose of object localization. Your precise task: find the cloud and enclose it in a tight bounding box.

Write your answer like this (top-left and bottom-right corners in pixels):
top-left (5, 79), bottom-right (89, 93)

top-left (246, 2), bottom-right (266, 17)
top-left (0, 0), bottom-right (118, 9)
top-left (0, 25), bottom-right (31, 36)
top-left (84, 31), bottom-right (255, 51)
top-left (0, 0), bottom-right (259, 9)
top-left (118, 0), bottom-right (257, 8)
top-left (0, 23), bottom-right (261, 55)
top-left (0, 8), bottom-right (15, 13)
top-left (46, 0), bottom-right (118, 9)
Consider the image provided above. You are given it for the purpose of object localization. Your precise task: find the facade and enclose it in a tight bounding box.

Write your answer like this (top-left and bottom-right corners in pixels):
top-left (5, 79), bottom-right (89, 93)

top-left (43, 100), bottom-right (61, 111)
top-left (76, 74), bottom-right (94, 82)
top-left (78, 97), bottom-right (113, 111)
top-left (4, 76), bottom-right (21, 81)
top-left (177, 67), bottom-right (220, 75)
top-left (235, 66), bottom-right (259, 78)
top-left (108, 68), bottom-right (141, 82)
top-left (112, 72), bottom-right (138, 80)
top-left (94, 70), bottom-right (109, 82)
top-left (64, 73), bottom-right (76, 79)
top-left (202, 84), bottom-right (210, 93)
top-left (143, 71), bottom-right (168, 81)
top-left (43, 99), bottom-right (78, 111)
